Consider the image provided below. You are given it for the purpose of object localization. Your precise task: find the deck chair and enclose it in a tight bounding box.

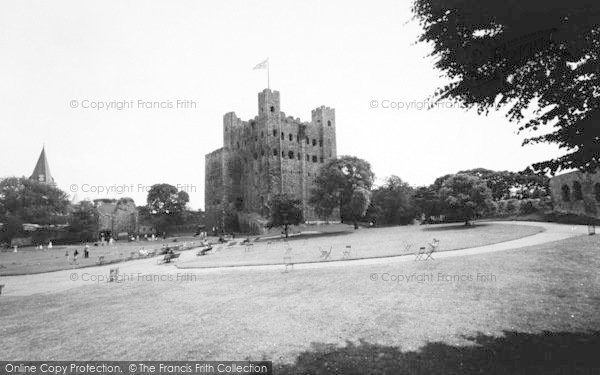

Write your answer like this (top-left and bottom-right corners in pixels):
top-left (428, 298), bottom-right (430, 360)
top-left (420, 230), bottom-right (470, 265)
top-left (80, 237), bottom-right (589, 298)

top-left (319, 246), bottom-right (333, 260)
top-left (283, 256), bottom-right (294, 272)
top-left (342, 245), bottom-right (352, 259)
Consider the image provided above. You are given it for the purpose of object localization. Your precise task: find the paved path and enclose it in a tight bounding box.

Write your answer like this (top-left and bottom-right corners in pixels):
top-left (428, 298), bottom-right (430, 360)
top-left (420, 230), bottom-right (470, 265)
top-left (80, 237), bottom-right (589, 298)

top-left (0, 221), bottom-right (589, 297)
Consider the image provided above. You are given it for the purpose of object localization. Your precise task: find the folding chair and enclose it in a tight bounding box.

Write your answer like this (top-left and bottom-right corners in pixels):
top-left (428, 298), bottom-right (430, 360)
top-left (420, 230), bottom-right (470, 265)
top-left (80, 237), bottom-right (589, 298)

top-left (342, 245), bottom-right (351, 259)
top-left (319, 246), bottom-right (333, 260)
top-left (283, 256), bottom-right (294, 272)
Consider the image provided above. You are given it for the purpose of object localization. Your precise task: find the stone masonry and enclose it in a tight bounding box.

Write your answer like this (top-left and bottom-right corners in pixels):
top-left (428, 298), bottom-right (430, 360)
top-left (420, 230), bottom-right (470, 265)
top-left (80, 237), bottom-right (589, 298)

top-left (549, 171), bottom-right (600, 218)
top-left (205, 89), bottom-right (338, 232)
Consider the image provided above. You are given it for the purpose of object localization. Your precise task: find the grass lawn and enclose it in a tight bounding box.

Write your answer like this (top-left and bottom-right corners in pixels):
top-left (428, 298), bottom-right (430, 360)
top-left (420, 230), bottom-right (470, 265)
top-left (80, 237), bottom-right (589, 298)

top-left (179, 222), bottom-right (544, 268)
top-left (1, 233), bottom-right (599, 373)
top-left (0, 235), bottom-right (201, 276)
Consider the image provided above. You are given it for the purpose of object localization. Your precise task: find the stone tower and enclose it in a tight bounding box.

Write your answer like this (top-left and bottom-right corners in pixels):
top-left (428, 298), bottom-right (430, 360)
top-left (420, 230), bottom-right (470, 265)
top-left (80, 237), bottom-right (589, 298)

top-left (205, 89), bottom-right (339, 232)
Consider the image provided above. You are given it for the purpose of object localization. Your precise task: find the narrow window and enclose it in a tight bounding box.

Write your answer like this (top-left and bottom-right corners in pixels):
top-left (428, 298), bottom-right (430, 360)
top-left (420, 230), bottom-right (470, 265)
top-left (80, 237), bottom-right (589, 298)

top-left (561, 185), bottom-right (570, 202)
top-left (288, 151), bottom-right (294, 159)
top-left (312, 139), bottom-right (317, 146)
top-left (273, 149), bottom-right (278, 156)
top-left (312, 155), bottom-right (317, 162)
top-left (306, 137), bottom-right (309, 145)
top-left (281, 132), bottom-right (284, 140)
top-left (289, 133), bottom-right (293, 141)
top-left (270, 106), bottom-right (275, 112)
top-left (573, 181), bottom-right (583, 200)
top-left (297, 152), bottom-right (301, 160)
top-left (327, 120), bottom-right (331, 126)
top-left (261, 131), bottom-right (264, 137)
top-left (272, 129), bottom-right (276, 137)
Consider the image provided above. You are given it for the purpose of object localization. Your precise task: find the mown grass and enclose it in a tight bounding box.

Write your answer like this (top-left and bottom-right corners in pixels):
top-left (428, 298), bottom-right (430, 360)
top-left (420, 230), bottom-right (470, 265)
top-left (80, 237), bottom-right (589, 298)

top-left (179, 223), bottom-right (543, 268)
top-left (1, 233), bottom-right (598, 372)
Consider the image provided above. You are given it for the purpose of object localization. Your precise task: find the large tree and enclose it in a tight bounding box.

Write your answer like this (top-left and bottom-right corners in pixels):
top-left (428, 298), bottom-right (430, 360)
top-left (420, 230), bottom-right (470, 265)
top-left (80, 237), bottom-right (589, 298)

top-left (412, 0), bottom-right (600, 174)
top-left (0, 177), bottom-right (70, 245)
top-left (368, 176), bottom-right (416, 225)
top-left (68, 200), bottom-right (99, 242)
top-left (145, 183), bottom-right (189, 234)
top-left (310, 156), bottom-right (375, 223)
top-left (349, 187), bottom-right (372, 229)
top-left (267, 194), bottom-right (304, 238)
top-left (439, 173), bottom-right (494, 226)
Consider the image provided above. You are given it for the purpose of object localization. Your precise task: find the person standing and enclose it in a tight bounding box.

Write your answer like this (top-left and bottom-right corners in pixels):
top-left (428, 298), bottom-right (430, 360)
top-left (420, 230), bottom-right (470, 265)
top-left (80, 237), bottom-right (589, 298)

top-left (65, 250), bottom-right (69, 263)
top-left (73, 249), bottom-right (79, 264)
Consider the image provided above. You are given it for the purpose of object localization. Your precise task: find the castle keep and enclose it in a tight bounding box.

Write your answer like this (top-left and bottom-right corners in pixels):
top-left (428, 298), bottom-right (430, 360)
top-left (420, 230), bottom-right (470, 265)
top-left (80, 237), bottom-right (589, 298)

top-left (205, 89), bottom-right (338, 232)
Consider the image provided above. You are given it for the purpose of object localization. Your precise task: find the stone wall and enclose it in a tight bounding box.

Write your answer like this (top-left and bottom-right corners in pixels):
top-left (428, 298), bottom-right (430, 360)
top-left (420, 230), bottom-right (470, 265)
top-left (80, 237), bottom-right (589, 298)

top-left (205, 89), bottom-right (339, 232)
top-left (549, 171), bottom-right (600, 218)
top-left (94, 198), bottom-right (139, 235)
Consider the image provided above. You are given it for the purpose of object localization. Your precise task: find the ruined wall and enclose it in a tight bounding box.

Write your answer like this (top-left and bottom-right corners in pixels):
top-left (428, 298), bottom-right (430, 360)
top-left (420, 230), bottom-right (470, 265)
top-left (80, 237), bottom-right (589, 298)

top-left (205, 89), bottom-right (339, 232)
top-left (95, 198), bottom-right (138, 235)
top-left (549, 171), bottom-right (600, 218)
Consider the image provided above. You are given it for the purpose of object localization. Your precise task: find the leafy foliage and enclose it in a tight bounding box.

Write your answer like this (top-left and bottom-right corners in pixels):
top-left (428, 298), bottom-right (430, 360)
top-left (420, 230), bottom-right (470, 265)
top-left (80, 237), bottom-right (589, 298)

top-left (268, 194), bottom-right (304, 238)
top-left (349, 187), bottom-right (372, 229)
top-left (439, 174), bottom-right (494, 225)
top-left (368, 176), bottom-right (417, 225)
top-left (310, 156), bottom-right (375, 223)
top-left (412, 0), bottom-right (600, 173)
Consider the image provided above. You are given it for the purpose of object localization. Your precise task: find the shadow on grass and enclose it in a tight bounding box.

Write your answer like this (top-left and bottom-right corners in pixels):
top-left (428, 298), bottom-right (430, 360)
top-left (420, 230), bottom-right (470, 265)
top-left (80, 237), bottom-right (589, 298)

top-left (420, 223), bottom-right (492, 232)
top-left (275, 330), bottom-right (600, 374)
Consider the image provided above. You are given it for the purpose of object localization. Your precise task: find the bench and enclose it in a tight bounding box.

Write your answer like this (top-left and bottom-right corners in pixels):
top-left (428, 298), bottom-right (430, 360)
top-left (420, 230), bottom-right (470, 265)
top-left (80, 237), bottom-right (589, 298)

top-left (158, 253), bottom-right (181, 264)
top-left (244, 243), bottom-right (254, 252)
top-left (197, 246), bottom-right (213, 256)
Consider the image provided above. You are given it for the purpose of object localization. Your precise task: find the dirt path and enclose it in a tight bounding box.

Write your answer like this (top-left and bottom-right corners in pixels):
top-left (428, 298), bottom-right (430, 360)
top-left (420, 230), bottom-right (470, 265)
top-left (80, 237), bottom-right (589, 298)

top-left (0, 221), bottom-right (588, 297)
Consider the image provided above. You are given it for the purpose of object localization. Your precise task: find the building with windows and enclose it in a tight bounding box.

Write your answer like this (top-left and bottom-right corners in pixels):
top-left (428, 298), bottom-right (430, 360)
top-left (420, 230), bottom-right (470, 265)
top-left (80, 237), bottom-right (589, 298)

top-left (205, 89), bottom-right (339, 232)
top-left (549, 171), bottom-right (600, 218)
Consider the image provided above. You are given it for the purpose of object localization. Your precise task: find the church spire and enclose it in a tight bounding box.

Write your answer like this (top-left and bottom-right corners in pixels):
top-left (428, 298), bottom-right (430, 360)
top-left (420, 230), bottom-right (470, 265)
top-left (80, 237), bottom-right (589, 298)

top-left (30, 146), bottom-right (54, 184)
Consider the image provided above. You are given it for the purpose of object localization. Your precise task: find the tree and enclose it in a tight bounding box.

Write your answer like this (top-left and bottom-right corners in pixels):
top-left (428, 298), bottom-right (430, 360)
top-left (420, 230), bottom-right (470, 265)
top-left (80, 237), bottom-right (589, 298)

top-left (412, 1), bottom-right (600, 174)
top-left (145, 183), bottom-right (189, 234)
top-left (412, 186), bottom-right (444, 222)
top-left (267, 194), bottom-right (304, 238)
top-left (0, 177), bottom-right (69, 245)
top-left (310, 156), bottom-right (375, 223)
top-left (68, 200), bottom-right (99, 242)
top-left (368, 176), bottom-right (416, 225)
top-left (439, 174), bottom-right (494, 226)
top-left (349, 187), bottom-right (371, 229)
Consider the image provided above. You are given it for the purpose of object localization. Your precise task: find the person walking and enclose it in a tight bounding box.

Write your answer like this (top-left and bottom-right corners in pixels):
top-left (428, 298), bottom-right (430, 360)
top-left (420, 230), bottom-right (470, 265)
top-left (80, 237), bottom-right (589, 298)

top-left (73, 249), bottom-right (79, 264)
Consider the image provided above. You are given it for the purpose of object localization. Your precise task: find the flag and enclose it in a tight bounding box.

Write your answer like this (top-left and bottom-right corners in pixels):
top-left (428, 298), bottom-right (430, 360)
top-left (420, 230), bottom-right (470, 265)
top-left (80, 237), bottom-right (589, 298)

top-left (253, 58), bottom-right (269, 70)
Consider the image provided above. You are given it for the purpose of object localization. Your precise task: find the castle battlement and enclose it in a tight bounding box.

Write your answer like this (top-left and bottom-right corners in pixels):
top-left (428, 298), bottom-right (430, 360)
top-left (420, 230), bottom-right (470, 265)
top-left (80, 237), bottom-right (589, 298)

top-left (205, 89), bottom-right (339, 231)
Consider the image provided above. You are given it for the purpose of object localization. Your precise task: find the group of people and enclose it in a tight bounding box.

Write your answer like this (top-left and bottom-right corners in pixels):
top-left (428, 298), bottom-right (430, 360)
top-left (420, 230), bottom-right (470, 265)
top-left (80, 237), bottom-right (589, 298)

top-left (65, 244), bottom-right (90, 264)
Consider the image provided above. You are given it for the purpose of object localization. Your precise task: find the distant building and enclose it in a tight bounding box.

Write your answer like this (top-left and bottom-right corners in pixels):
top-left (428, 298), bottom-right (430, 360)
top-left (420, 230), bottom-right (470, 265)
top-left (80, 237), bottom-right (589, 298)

top-left (94, 198), bottom-right (139, 238)
top-left (205, 88), bottom-right (339, 232)
top-left (549, 171), bottom-right (600, 218)
top-left (30, 146), bottom-right (55, 185)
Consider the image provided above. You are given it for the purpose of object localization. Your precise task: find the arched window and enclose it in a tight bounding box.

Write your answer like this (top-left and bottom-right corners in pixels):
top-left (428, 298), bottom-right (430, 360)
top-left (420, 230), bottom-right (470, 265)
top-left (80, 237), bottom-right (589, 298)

top-left (289, 134), bottom-right (293, 141)
top-left (281, 132), bottom-right (284, 140)
top-left (595, 183), bottom-right (600, 202)
top-left (272, 129), bottom-right (276, 137)
top-left (573, 181), bottom-right (583, 200)
top-left (273, 148), bottom-right (278, 156)
top-left (270, 106), bottom-right (275, 112)
top-left (561, 185), bottom-right (571, 202)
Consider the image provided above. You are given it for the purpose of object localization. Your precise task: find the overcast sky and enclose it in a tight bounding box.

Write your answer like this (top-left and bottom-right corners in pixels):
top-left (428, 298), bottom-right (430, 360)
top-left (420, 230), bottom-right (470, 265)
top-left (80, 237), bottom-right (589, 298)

top-left (0, 0), bottom-right (562, 209)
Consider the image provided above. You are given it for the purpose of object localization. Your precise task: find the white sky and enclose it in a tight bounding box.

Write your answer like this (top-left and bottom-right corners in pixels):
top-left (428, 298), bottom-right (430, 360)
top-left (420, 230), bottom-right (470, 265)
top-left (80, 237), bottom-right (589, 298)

top-left (0, 0), bottom-right (561, 210)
